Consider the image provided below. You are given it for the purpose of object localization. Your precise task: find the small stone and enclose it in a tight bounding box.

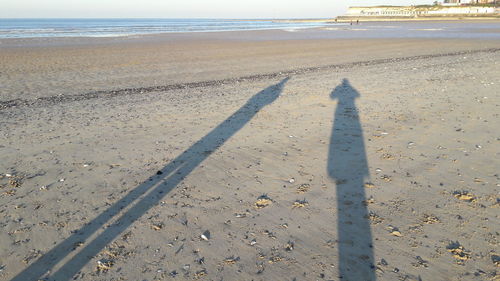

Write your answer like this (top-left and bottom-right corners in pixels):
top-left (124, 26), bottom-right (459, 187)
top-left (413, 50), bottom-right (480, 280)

top-left (151, 223), bottom-right (164, 231)
top-left (296, 184), bottom-right (310, 193)
top-left (368, 212), bottom-right (384, 224)
top-left (491, 255), bottom-right (500, 267)
top-left (447, 241), bottom-right (471, 264)
top-left (422, 214), bottom-right (440, 224)
top-left (9, 179), bottom-right (21, 188)
top-left (362, 197), bottom-right (375, 206)
top-left (255, 195), bottom-right (273, 209)
top-left (200, 230), bottom-right (210, 241)
top-left (391, 230), bottom-right (403, 237)
top-left (268, 256), bottom-right (283, 264)
top-left (453, 191), bottom-right (476, 202)
top-left (364, 182), bottom-right (376, 188)
top-left (380, 175), bottom-right (391, 182)
top-left (195, 269), bottom-right (207, 278)
top-left (387, 226), bottom-right (403, 237)
top-left (224, 256), bottom-right (240, 264)
top-left (413, 256), bottom-right (429, 268)
top-left (292, 199), bottom-right (308, 208)
top-left (96, 260), bottom-right (113, 272)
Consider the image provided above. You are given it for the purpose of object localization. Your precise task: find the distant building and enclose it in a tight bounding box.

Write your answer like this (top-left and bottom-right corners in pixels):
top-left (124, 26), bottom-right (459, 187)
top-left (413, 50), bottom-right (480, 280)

top-left (444, 0), bottom-right (496, 4)
top-left (444, 0), bottom-right (467, 3)
top-left (337, 5), bottom-right (499, 20)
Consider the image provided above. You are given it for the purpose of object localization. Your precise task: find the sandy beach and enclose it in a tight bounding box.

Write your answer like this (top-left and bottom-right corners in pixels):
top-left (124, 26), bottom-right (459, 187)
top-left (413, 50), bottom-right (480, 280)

top-left (0, 26), bottom-right (499, 281)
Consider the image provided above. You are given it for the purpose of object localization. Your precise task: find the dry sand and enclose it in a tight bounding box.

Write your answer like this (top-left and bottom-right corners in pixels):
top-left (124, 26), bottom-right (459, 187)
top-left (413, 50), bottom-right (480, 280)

top-left (0, 30), bottom-right (499, 281)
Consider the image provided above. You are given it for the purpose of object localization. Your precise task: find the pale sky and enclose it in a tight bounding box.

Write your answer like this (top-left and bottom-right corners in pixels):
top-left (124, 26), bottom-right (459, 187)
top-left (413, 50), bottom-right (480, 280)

top-left (1, 0), bottom-right (433, 19)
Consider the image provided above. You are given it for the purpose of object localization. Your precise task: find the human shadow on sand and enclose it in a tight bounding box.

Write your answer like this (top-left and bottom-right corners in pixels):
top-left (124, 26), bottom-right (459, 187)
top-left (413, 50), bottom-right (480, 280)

top-left (328, 79), bottom-right (376, 280)
top-left (12, 78), bottom-right (289, 281)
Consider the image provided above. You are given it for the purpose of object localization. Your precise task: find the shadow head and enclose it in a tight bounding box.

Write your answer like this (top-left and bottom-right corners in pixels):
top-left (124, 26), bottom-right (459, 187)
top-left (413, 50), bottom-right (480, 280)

top-left (248, 77), bottom-right (290, 106)
top-left (330, 78), bottom-right (360, 101)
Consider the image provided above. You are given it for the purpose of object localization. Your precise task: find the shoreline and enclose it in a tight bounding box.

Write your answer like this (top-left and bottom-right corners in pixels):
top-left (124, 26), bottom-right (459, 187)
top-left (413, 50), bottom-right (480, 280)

top-left (1, 26), bottom-right (499, 103)
top-left (0, 25), bottom-right (330, 40)
top-left (1, 18), bottom-right (499, 40)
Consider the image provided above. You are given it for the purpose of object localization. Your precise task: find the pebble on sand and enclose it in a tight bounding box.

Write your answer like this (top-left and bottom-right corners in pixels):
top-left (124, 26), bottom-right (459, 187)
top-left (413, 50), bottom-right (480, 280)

top-left (255, 195), bottom-right (273, 209)
top-left (201, 230), bottom-right (211, 241)
top-left (96, 260), bottom-right (114, 273)
top-left (387, 226), bottom-right (403, 237)
top-left (364, 182), bottom-right (376, 189)
top-left (446, 241), bottom-right (471, 264)
top-left (453, 191), bottom-right (476, 202)
top-left (223, 256), bottom-right (240, 264)
top-left (296, 184), bottom-right (310, 194)
top-left (421, 214), bottom-right (440, 224)
top-left (292, 199), bottom-right (308, 208)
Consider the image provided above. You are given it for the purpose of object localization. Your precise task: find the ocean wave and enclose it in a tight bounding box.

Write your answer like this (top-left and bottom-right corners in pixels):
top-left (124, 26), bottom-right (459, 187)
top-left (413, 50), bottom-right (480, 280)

top-left (0, 19), bottom-right (330, 39)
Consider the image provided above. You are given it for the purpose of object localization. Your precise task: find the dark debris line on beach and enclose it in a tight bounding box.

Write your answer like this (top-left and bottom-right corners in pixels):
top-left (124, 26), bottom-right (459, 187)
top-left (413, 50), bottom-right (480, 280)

top-left (1, 47), bottom-right (499, 110)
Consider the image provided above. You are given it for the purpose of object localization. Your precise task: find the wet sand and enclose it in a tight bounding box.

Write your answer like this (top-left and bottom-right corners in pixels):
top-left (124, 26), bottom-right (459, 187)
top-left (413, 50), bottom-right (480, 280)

top-left (1, 27), bottom-right (499, 102)
top-left (0, 29), bottom-right (499, 281)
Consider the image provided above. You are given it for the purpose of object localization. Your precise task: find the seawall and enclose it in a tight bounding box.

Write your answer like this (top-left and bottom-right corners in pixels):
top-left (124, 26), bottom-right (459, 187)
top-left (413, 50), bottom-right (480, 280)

top-left (337, 5), bottom-right (500, 21)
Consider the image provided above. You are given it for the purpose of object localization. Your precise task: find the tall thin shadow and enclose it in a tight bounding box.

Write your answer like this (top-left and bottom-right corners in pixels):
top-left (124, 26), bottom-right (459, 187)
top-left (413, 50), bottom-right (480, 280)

top-left (328, 79), bottom-right (375, 280)
top-left (12, 78), bottom-right (289, 281)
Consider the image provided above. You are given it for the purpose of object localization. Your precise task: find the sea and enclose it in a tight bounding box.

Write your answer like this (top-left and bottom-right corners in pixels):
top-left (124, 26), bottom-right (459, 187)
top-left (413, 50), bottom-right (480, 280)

top-left (0, 18), bottom-right (498, 39)
top-left (0, 18), bottom-right (330, 39)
